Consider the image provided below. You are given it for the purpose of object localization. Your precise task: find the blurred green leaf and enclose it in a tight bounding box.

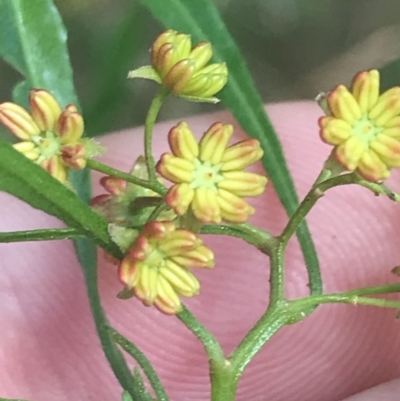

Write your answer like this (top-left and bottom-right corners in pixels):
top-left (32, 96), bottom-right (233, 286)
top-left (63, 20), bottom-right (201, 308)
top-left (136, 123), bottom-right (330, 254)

top-left (85, 2), bottom-right (147, 136)
top-left (136, 0), bottom-right (321, 294)
top-left (380, 59), bottom-right (400, 92)
top-left (0, 0), bottom-right (77, 105)
top-left (0, 2), bottom-right (143, 399)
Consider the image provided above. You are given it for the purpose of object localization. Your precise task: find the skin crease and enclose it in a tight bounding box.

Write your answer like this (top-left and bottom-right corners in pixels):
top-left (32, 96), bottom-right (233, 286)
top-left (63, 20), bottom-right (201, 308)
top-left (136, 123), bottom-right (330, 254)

top-left (1, 101), bottom-right (400, 401)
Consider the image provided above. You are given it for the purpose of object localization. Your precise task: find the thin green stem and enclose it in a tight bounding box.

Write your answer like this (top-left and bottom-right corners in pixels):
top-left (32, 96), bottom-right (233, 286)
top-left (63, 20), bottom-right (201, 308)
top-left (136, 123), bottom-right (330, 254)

top-left (0, 228), bottom-right (84, 243)
top-left (279, 173), bottom-right (356, 247)
top-left (293, 293), bottom-right (400, 310)
top-left (0, 399), bottom-right (33, 401)
top-left (176, 305), bottom-right (235, 401)
top-left (177, 305), bottom-right (225, 364)
top-left (86, 159), bottom-right (167, 195)
top-left (281, 169), bottom-right (400, 250)
top-left (147, 202), bottom-right (169, 222)
top-left (109, 327), bottom-right (169, 401)
top-left (144, 87), bottom-right (170, 180)
top-left (75, 238), bottom-right (138, 400)
top-left (352, 175), bottom-right (400, 202)
top-left (200, 223), bottom-right (275, 254)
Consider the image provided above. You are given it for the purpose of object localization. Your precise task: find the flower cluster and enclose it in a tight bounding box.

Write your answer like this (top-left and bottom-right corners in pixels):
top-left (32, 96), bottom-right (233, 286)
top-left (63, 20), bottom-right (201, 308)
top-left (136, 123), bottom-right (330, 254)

top-left (119, 220), bottom-right (214, 314)
top-left (157, 122), bottom-right (268, 224)
top-left (0, 89), bottom-right (86, 183)
top-left (151, 30), bottom-right (227, 100)
top-left (319, 69), bottom-right (400, 181)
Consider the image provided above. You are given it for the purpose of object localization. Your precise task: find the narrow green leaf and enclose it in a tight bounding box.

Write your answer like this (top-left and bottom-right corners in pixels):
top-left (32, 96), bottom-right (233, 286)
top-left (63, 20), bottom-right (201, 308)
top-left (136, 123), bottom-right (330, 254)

top-left (0, 0), bottom-right (77, 105)
top-left (0, 140), bottom-right (120, 256)
top-left (85, 2), bottom-right (147, 137)
top-left (135, 0), bottom-right (321, 294)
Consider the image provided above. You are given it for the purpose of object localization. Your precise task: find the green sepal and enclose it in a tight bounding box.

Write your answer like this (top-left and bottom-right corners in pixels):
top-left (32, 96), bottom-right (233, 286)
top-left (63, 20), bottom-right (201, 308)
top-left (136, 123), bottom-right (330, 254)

top-left (128, 66), bottom-right (161, 83)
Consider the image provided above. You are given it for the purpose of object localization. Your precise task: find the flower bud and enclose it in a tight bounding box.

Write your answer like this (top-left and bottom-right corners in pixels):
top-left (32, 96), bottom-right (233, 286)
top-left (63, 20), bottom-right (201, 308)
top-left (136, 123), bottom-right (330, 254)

top-left (29, 89), bottom-right (62, 131)
top-left (13, 141), bottom-right (39, 161)
top-left (0, 102), bottom-right (40, 139)
top-left (150, 30), bottom-right (228, 100)
top-left (61, 143), bottom-right (86, 169)
top-left (57, 105), bottom-right (84, 143)
top-left (151, 30), bottom-right (191, 78)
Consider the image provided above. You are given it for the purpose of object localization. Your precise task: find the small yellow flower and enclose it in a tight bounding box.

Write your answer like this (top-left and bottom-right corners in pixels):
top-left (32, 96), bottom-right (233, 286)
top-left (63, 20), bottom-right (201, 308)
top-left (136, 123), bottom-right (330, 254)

top-left (119, 220), bottom-right (214, 314)
top-left (319, 69), bottom-right (400, 181)
top-left (157, 122), bottom-right (267, 224)
top-left (0, 89), bottom-right (86, 183)
top-left (151, 30), bottom-right (228, 100)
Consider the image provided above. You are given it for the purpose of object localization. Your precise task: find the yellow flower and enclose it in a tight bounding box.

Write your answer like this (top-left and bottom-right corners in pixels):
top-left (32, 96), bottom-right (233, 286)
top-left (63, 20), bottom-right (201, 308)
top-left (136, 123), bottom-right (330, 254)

top-left (157, 122), bottom-right (267, 224)
top-left (319, 69), bottom-right (400, 181)
top-left (151, 30), bottom-right (228, 100)
top-left (119, 220), bottom-right (214, 314)
top-left (0, 89), bottom-right (86, 183)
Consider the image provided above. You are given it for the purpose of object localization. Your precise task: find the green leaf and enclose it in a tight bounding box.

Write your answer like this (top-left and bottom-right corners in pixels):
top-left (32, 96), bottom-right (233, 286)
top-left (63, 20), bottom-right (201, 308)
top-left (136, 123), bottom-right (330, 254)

top-left (0, 2), bottom-right (144, 399)
top-left (0, 0), bottom-right (77, 105)
top-left (84, 2), bottom-right (148, 137)
top-left (380, 59), bottom-right (400, 92)
top-left (135, 0), bottom-right (321, 294)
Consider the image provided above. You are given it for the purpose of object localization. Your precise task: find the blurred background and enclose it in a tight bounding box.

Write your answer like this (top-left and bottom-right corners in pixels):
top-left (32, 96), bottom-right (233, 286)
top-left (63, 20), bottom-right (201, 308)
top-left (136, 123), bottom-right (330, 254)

top-left (1, 0), bottom-right (400, 139)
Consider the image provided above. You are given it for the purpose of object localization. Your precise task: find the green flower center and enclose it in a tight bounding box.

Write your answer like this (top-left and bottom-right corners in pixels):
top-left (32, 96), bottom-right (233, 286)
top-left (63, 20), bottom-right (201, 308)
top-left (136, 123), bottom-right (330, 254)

top-left (146, 246), bottom-right (167, 270)
top-left (351, 113), bottom-right (384, 146)
top-left (190, 158), bottom-right (224, 191)
top-left (32, 131), bottom-right (61, 163)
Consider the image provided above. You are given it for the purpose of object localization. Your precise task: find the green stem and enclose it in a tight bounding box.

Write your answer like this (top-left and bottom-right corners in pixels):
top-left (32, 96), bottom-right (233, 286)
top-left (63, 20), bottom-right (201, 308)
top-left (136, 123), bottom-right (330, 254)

top-left (147, 202), bottom-right (169, 222)
top-left (279, 173), bottom-right (357, 247)
top-left (345, 282), bottom-right (400, 296)
top-left (200, 223), bottom-right (275, 254)
top-left (75, 238), bottom-right (139, 400)
top-left (210, 362), bottom-right (237, 401)
top-left (269, 244), bottom-right (285, 305)
top-left (144, 87), bottom-right (170, 180)
top-left (109, 327), bottom-right (169, 401)
top-left (86, 159), bottom-right (166, 195)
top-left (352, 174), bottom-right (400, 202)
top-left (293, 293), bottom-right (400, 310)
top-left (227, 245), bottom-right (288, 381)
top-left (229, 306), bottom-right (288, 380)
top-left (0, 399), bottom-right (33, 401)
top-left (226, 169), bottom-right (355, 383)
top-left (0, 228), bottom-right (83, 243)
top-left (176, 305), bottom-right (235, 401)
top-left (177, 305), bottom-right (225, 364)
top-left (281, 170), bottom-right (400, 249)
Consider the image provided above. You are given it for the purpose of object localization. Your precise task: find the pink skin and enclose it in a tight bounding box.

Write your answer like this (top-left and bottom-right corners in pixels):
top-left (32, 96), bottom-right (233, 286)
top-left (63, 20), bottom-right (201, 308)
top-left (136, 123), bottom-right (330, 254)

top-left (1, 102), bottom-right (400, 401)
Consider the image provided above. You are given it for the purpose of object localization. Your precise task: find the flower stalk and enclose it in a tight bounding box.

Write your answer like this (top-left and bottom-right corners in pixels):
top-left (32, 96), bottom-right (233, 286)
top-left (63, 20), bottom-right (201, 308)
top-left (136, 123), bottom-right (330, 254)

top-left (0, 227), bottom-right (84, 243)
top-left (86, 159), bottom-right (167, 195)
top-left (144, 87), bottom-right (170, 181)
